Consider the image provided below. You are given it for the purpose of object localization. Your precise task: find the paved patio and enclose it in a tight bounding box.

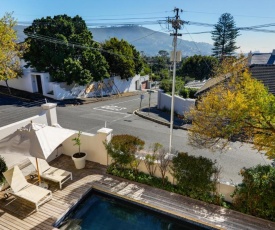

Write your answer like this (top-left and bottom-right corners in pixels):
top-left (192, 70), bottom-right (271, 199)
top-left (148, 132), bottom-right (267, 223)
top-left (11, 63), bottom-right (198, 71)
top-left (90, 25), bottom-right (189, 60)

top-left (0, 155), bottom-right (274, 230)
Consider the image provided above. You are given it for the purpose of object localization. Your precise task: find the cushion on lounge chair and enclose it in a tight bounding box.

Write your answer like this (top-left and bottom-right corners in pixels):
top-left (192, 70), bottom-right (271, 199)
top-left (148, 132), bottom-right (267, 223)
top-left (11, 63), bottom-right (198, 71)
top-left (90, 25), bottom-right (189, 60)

top-left (29, 157), bottom-right (72, 189)
top-left (3, 165), bottom-right (29, 193)
top-left (3, 165), bottom-right (52, 211)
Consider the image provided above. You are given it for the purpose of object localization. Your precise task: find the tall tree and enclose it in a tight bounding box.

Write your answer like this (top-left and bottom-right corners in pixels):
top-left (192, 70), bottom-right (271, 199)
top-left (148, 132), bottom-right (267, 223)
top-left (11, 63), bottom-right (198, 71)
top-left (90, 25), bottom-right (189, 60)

top-left (0, 13), bottom-right (27, 94)
top-left (188, 63), bottom-right (275, 159)
top-left (179, 55), bottom-right (218, 81)
top-left (212, 13), bottom-right (239, 59)
top-left (23, 15), bottom-right (109, 85)
top-left (102, 38), bottom-right (143, 79)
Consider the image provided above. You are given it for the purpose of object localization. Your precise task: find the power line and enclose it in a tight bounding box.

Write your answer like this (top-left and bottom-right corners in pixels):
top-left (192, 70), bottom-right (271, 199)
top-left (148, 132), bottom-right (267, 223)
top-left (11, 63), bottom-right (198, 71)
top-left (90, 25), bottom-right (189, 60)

top-left (184, 26), bottom-right (212, 73)
top-left (129, 28), bottom-right (167, 43)
top-left (183, 10), bottom-right (275, 19)
top-left (24, 31), bottom-right (162, 61)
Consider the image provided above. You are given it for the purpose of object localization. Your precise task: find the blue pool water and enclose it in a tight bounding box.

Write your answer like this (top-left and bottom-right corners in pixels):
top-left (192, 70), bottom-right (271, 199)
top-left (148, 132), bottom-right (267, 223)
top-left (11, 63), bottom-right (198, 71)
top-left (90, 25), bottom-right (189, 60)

top-left (55, 189), bottom-right (215, 230)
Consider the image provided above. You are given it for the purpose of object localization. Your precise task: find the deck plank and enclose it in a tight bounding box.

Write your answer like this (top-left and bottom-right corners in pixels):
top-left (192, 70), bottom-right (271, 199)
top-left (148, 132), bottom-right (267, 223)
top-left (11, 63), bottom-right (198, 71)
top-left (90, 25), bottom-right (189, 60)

top-left (0, 155), bottom-right (274, 230)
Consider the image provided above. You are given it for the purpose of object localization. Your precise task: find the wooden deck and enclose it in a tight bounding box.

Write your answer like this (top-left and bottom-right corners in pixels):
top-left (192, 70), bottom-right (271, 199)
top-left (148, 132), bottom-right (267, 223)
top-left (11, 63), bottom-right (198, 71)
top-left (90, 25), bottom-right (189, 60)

top-left (0, 155), bottom-right (274, 230)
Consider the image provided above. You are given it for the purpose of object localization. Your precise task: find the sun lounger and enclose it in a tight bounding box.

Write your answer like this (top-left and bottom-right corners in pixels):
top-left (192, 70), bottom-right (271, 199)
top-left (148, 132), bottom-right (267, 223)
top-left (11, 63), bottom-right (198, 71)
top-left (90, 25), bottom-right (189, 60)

top-left (29, 157), bottom-right (73, 189)
top-left (3, 165), bottom-right (52, 212)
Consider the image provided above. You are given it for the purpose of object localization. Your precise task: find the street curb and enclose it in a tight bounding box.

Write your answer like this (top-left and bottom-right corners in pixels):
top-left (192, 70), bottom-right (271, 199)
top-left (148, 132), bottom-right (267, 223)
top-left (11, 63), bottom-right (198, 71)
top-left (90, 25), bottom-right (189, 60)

top-left (134, 109), bottom-right (189, 130)
top-left (64, 92), bottom-right (140, 107)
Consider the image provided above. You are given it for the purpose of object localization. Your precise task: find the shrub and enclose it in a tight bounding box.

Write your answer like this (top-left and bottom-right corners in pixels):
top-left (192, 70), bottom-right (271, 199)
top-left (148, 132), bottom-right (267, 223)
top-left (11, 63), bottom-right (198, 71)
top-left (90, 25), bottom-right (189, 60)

top-left (179, 87), bottom-right (198, 98)
top-left (188, 88), bottom-right (198, 98)
top-left (171, 152), bottom-right (220, 203)
top-left (0, 155), bottom-right (7, 184)
top-left (179, 87), bottom-right (189, 98)
top-left (107, 163), bottom-right (175, 192)
top-left (104, 134), bottom-right (145, 169)
top-left (232, 165), bottom-right (275, 221)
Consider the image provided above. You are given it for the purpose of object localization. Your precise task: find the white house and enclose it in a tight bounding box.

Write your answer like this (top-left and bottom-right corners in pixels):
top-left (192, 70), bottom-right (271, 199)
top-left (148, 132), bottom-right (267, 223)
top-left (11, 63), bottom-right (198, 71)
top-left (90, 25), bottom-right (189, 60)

top-left (0, 60), bottom-right (150, 100)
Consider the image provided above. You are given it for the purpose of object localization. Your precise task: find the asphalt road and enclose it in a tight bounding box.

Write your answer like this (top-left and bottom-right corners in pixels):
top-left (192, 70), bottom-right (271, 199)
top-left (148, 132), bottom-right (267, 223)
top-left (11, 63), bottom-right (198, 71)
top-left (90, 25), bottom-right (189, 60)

top-left (0, 93), bottom-right (272, 184)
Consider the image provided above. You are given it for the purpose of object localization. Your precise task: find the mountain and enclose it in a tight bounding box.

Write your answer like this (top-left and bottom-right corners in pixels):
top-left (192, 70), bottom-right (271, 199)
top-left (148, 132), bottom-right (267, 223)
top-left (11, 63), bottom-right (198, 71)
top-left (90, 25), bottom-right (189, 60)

top-left (90, 26), bottom-right (213, 56)
top-left (15, 25), bottom-right (213, 56)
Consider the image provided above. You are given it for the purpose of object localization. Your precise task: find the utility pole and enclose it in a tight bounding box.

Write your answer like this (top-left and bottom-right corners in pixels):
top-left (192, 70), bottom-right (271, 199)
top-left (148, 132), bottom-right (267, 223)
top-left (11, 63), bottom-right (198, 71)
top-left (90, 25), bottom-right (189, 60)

top-left (168, 8), bottom-right (183, 153)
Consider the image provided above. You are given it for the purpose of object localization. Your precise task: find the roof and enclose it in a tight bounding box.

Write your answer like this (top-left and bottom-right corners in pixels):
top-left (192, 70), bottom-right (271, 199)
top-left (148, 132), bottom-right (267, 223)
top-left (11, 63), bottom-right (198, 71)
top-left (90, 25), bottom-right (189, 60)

top-left (250, 65), bottom-right (275, 95)
top-left (195, 73), bottom-right (231, 96)
top-left (184, 80), bottom-right (207, 89)
top-left (249, 50), bottom-right (275, 65)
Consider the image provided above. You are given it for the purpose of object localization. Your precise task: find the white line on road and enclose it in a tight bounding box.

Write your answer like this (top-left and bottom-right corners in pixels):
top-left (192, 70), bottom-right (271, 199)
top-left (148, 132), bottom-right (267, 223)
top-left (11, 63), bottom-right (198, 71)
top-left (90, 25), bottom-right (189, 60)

top-left (93, 107), bottom-right (128, 115)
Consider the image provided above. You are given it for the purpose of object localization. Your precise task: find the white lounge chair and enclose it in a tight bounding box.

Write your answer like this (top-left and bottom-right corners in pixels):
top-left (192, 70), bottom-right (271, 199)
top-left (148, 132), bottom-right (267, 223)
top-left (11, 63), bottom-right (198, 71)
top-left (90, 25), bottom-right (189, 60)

top-left (3, 165), bottom-right (52, 212)
top-left (29, 157), bottom-right (73, 189)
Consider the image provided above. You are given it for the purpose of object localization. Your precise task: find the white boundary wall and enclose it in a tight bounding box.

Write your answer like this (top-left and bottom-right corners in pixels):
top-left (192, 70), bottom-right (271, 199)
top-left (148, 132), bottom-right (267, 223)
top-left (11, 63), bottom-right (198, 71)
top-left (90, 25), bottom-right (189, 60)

top-left (157, 90), bottom-right (196, 115)
top-left (0, 63), bottom-right (149, 100)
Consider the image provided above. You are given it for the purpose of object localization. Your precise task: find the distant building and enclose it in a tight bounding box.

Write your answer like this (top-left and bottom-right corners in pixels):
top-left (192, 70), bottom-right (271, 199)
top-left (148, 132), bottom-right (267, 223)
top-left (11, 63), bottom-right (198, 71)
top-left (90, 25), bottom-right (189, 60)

top-left (248, 49), bottom-right (275, 95)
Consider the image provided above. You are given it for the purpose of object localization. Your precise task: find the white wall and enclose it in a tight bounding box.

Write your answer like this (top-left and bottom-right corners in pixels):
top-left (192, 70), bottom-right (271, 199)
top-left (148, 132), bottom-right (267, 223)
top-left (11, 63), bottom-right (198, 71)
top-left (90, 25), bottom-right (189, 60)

top-left (0, 69), bottom-right (33, 92)
top-left (47, 82), bottom-right (85, 100)
top-left (62, 128), bottom-right (113, 166)
top-left (113, 75), bottom-right (149, 93)
top-left (0, 69), bottom-right (51, 95)
top-left (1, 65), bottom-right (149, 100)
top-left (157, 90), bottom-right (196, 115)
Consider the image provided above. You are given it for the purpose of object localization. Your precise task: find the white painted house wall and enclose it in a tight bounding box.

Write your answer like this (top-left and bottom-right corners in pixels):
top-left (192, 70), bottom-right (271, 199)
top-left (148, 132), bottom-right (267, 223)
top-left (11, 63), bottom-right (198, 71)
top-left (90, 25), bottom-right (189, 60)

top-left (157, 90), bottom-right (196, 115)
top-left (0, 68), bottom-right (50, 95)
top-left (0, 58), bottom-right (149, 100)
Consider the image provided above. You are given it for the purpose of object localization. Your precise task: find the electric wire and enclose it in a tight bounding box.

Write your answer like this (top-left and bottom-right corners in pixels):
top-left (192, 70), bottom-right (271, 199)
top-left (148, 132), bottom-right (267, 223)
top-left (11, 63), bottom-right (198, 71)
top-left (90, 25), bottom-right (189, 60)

top-left (183, 26), bottom-right (213, 74)
top-left (25, 32), bottom-right (142, 61)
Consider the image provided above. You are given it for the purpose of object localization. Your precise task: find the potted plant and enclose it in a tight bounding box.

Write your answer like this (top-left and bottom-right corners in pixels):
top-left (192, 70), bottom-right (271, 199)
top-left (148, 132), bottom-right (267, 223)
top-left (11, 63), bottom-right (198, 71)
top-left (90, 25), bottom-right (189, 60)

top-left (0, 155), bottom-right (8, 191)
top-left (72, 131), bottom-right (87, 169)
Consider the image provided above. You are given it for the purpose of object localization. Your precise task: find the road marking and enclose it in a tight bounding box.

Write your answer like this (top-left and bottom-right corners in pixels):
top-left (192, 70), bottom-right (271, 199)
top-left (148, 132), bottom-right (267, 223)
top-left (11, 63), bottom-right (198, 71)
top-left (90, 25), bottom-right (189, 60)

top-left (93, 107), bottom-right (128, 115)
top-left (93, 98), bottom-right (140, 114)
top-left (101, 105), bottom-right (126, 111)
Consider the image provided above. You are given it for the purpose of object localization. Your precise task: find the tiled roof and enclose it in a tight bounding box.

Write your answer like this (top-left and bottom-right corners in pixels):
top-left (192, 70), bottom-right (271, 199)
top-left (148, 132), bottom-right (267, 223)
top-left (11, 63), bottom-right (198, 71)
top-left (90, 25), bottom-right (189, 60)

top-left (250, 65), bottom-right (275, 95)
top-left (249, 52), bottom-right (275, 65)
top-left (195, 73), bottom-right (231, 96)
top-left (184, 80), bottom-right (207, 89)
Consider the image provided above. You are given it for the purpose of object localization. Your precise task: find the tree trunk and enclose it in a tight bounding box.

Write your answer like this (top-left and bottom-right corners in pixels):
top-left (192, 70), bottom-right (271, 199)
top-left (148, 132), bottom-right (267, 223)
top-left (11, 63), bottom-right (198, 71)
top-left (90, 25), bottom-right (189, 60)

top-left (5, 80), bottom-right (11, 95)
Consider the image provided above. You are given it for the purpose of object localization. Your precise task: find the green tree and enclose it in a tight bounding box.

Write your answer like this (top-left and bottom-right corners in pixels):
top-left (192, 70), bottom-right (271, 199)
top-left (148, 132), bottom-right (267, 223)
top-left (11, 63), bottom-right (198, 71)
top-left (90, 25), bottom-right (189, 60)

top-left (179, 55), bottom-right (218, 81)
top-left (23, 14), bottom-right (109, 85)
top-left (102, 38), bottom-right (143, 79)
top-left (0, 13), bottom-right (27, 94)
top-left (159, 77), bottom-right (184, 95)
top-left (212, 13), bottom-right (239, 59)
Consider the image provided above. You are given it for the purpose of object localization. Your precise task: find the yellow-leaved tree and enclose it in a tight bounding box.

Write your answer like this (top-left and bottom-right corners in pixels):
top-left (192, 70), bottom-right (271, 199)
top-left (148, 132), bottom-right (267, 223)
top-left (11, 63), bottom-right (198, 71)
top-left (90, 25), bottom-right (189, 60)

top-left (0, 13), bottom-right (27, 94)
top-left (188, 58), bottom-right (275, 159)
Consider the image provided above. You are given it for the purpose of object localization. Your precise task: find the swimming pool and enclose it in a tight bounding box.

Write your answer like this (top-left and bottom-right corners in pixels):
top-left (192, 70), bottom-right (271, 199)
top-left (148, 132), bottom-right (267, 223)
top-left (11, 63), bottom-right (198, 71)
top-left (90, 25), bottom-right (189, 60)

top-left (54, 188), bottom-right (217, 230)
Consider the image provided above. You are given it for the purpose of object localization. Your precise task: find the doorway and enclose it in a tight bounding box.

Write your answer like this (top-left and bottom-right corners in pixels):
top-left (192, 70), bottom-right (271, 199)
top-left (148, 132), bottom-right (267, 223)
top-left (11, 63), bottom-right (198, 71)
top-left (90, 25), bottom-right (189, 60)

top-left (36, 75), bottom-right (43, 94)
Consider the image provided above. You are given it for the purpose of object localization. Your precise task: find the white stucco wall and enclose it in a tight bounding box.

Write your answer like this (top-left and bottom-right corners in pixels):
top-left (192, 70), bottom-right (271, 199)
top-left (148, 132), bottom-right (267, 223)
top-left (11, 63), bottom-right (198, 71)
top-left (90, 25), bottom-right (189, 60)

top-left (47, 83), bottom-right (85, 100)
top-left (62, 128), bottom-right (113, 166)
top-left (157, 90), bottom-right (196, 115)
top-left (0, 69), bottom-right (51, 95)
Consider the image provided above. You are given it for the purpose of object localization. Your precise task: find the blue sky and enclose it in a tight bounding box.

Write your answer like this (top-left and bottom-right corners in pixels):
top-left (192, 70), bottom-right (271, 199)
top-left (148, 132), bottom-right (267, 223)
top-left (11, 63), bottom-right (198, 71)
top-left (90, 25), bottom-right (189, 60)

top-left (1, 0), bottom-right (275, 53)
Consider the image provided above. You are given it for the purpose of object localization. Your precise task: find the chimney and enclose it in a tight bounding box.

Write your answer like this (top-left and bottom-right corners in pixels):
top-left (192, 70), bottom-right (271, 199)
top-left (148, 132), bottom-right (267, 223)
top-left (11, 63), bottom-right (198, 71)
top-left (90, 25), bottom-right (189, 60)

top-left (247, 51), bottom-right (252, 65)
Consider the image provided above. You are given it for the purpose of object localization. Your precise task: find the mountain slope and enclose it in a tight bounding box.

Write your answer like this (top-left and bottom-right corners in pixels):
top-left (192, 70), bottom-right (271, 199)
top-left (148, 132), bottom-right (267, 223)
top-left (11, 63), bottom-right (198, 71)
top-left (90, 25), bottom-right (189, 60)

top-left (15, 25), bottom-right (213, 56)
top-left (90, 26), bottom-right (212, 56)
